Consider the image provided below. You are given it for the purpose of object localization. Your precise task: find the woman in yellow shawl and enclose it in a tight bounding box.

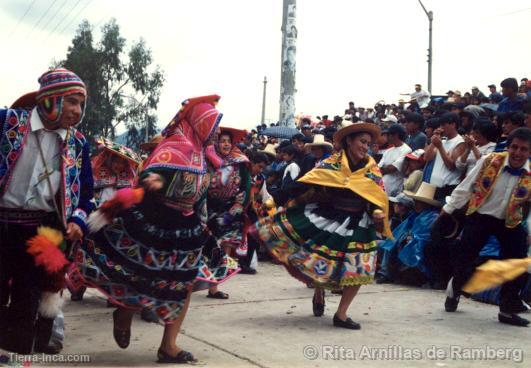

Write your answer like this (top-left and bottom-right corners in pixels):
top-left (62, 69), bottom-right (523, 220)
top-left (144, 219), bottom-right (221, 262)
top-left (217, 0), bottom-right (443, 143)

top-left (254, 122), bottom-right (390, 330)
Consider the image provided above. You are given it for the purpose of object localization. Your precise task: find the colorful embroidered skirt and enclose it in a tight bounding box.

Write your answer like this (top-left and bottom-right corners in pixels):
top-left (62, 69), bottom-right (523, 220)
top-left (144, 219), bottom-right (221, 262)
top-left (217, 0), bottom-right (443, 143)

top-left (69, 200), bottom-right (237, 324)
top-left (254, 203), bottom-right (378, 289)
top-left (207, 200), bottom-right (246, 255)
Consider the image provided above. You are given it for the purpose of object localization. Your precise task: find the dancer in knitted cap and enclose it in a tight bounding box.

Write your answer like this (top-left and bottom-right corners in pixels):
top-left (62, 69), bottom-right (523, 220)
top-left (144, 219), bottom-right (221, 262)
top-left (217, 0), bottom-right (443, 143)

top-left (70, 95), bottom-right (231, 363)
top-left (0, 68), bottom-right (94, 354)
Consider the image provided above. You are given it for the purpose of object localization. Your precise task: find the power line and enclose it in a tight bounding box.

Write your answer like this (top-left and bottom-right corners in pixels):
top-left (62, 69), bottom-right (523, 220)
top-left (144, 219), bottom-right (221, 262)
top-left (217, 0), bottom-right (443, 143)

top-left (43, 0), bottom-right (84, 42)
top-left (58, 0), bottom-right (93, 36)
top-left (27, 0), bottom-right (59, 38)
top-left (9, 0), bottom-right (37, 36)
top-left (38, 0), bottom-right (69, 38)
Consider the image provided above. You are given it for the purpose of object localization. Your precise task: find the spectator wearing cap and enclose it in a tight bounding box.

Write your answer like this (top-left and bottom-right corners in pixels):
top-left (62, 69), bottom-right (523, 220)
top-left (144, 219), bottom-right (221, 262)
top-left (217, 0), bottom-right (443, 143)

top-left (452, 90), bottom-right (462, 103)
top-left (423, 112), bottom-right (466, 201)
top-left (404, 112), bottom-right (427, 151)
top-left (471, 86), bottom-right (487, 101)
top-left (380, 114), bottom-right (398, 128)
top-left (457, 118), bottom-right (497, 176)
top-left (488, 84), bottom-right (503, 103)
top-left (498, 78), bottom-right (525, 113)
top-left (378, 124), bottom-right (412, 196)
top-left (402, 149), bottom-right (425, 194)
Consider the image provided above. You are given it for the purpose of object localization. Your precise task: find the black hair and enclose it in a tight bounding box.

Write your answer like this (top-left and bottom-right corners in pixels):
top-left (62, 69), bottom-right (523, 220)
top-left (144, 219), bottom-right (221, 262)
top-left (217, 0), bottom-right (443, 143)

top-left (425, 118), bottom-right (440, 129)
top-left (523, 102), bottom-right (531, 115)
top-left (438, 112), bottom-right (461, 128)
top-left (292, 133), bottom-right (305, 142)
top-left (341, 131), bottom-right (372, 152)
top-left (506, 127), bottom-right (531, 147)
top-left (472, 118), bottom-right (498, 142)
top-left (500, 78), bottom-right (518, 93)
top-left (404, 112), bottom-right (425, 128)
top-left (507, 112), bottom-right (525, 127)
top-left (387, 124), bottom-right (407, 141)
top-left (219, 130), bottom-right (233, 142)
top-left (248, 151), bottom-right (270, 165)
top-left (281, 144), bottom-right (299, 158)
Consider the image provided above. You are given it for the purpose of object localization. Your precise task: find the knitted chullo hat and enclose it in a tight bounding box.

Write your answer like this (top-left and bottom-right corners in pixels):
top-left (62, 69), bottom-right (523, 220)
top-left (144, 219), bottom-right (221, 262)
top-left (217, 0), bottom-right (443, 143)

top-left (36, 68), bottom-right (87, 129)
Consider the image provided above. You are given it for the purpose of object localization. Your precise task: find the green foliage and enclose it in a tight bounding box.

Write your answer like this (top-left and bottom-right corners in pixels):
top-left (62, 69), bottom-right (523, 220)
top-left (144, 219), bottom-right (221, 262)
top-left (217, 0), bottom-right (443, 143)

top-left (61, 19), bottom-right (164, 150)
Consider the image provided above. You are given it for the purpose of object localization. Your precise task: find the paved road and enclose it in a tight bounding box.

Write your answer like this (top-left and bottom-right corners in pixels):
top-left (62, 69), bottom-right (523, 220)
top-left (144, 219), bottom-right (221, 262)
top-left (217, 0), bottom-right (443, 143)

top-left (1, 262), bottom-right (529, 367)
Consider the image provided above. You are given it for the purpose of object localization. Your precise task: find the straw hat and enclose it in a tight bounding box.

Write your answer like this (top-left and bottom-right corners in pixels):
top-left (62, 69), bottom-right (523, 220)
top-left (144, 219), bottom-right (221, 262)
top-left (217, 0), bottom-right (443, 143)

top-left (304, 134), bottom-right (333, 150)
top-left (333, 122), bottom-right (381, 145)
top-left (140, 134), bottom-right (163, 152)
top-left (403, 182), bottom-right (442, 207)
top-left (258, 143), bottom-right (277, 160)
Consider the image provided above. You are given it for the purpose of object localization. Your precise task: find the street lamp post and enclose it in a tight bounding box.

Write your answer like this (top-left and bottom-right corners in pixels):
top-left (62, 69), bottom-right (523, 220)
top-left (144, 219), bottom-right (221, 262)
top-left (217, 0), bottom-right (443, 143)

top-left (261, 76), bottom-right (267, 125)
top-left (418, 0), bottom-right (433, 93)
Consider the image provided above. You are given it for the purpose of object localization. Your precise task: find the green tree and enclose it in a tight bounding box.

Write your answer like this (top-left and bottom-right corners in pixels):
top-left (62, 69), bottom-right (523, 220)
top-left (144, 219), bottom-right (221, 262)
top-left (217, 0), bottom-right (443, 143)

top-left (62, 19), bottom-right (164, 149)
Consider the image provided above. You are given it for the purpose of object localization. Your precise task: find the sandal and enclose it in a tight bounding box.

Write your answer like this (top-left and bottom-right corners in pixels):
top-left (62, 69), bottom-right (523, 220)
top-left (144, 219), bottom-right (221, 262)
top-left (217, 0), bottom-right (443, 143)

top-left (207, 291), bottom-right (229, 299)
top-left (157, 348), bottom-right (197, 363)
top-left (112, 309), bottom-right (131, 349)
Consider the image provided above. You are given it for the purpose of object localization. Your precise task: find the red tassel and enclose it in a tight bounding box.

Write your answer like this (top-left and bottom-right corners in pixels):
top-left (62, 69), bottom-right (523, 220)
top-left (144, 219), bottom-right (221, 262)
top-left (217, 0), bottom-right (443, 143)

top-left (99, 187), bottom-right (145, 221)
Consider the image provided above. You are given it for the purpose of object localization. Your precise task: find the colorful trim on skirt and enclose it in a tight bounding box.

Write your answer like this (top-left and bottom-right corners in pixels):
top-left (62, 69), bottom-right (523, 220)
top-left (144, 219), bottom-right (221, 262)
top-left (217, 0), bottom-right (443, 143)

top-left (69, 201), bottom-right (209, 324)
top-left (254, 203), bottom-right (378, 290)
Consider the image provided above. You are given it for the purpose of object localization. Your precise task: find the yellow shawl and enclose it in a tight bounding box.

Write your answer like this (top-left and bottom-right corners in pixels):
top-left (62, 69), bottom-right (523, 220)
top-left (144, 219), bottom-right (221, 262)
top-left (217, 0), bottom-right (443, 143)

top-left (297, 151), bottom-right (392, 238)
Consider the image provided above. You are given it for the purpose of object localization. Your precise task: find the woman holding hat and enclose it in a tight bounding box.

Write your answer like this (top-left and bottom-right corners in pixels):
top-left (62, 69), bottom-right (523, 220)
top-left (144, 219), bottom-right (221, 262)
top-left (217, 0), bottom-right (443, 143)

top-left (70, 95), bottom-right (225, 363)
top-left (254, 122), bottom-right (391, 329)
top-left (205, 127), bottom-right (251, 298)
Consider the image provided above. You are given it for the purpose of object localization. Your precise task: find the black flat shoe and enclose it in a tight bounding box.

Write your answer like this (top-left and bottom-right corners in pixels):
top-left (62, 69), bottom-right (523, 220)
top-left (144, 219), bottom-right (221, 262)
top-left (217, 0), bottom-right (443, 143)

top-left (207, 291), bottom-right (229, 299)
top-left (112, 309), bottom-right (131, 349)
top-left (498, 313), bottom-right (529, 327)
top-left (444, 295), bottom-right (460, 312)
top-left (239, 266), bottom-right (257, 275)
top-left (312, 290), bottom-right (325, 317)
top-left (333, 314), bottom-right (361, 330)
top-left (157, 348), bottom-right (197, 364)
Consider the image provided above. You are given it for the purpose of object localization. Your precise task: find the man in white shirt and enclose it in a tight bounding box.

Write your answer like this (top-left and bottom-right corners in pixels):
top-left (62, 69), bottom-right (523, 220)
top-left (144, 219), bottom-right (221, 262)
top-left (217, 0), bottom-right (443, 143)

top-left (378, 124), bottom-right (412, 197)
top-left (401, 84), bottom-right (431, 109)
top-left (423, 112), bottom-right (466, 201)
top-left (0, 69), bottom-right (94, 354)
top-left (442, 128), bottom-right (531, 327)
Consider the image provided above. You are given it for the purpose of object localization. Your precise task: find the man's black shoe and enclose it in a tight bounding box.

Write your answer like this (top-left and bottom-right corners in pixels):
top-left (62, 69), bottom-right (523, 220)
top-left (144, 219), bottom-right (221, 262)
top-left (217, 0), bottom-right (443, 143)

top-left (498, 313), bottom-right (529, 327)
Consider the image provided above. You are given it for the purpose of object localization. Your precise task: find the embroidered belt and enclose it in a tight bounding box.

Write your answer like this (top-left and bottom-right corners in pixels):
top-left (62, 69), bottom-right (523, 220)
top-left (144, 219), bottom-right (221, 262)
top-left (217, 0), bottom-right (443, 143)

top-left (0, 207), bottom-right (56, 224)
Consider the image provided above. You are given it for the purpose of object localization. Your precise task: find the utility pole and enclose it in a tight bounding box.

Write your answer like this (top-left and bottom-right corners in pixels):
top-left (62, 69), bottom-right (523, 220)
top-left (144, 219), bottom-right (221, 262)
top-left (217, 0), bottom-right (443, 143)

top-left (261, 76), bottom-right (267, 125)
top-left (418, 0), bottom-right (433, 93)
top-left (279, 0), bottom-right (296, 127)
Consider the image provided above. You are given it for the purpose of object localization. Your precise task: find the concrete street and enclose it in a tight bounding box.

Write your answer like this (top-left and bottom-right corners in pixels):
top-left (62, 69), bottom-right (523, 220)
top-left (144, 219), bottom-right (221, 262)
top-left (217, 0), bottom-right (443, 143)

top-left (1, 262), bottom-right (529, 367)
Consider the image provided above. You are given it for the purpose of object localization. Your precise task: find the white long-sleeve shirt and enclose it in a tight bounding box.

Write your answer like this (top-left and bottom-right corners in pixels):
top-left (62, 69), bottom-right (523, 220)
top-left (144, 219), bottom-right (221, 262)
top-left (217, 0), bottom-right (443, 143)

top-left (0, 108), bottom-right (66, 211)
top-left (443, 154), bottom-right (530, 220)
